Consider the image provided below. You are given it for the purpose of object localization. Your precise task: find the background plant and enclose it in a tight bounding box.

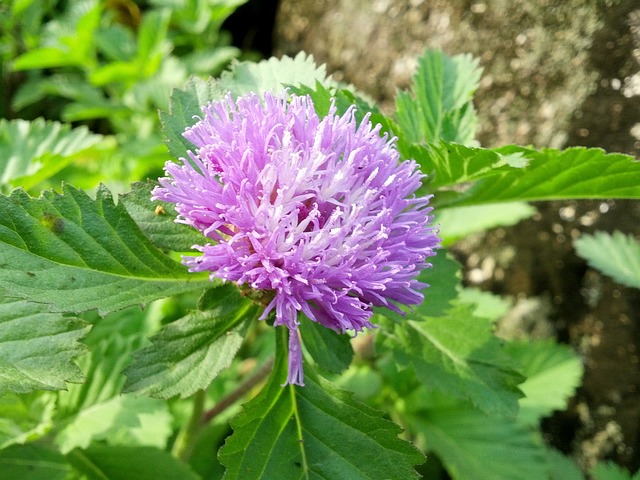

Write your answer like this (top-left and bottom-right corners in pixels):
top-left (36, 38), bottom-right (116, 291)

top-left (1, 5), bottom-right (640, 478)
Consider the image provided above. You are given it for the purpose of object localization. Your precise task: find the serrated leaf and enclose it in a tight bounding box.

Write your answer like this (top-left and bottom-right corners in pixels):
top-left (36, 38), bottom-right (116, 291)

top-left (419, 250), bottom-right (462, 318)
top-left (123, 284), bottom-right (258, 398)
top-left (289, 82), bottom-right (393, 135)
top-left (55, 395), bottom-right (172, 453)
top-left (458, 288), bottom-right (511, 321)
top-left (0, 444), bottom-right (72, 480)
top-left (385, 303), bottom-right (523, 416)
top-left (120, 181), bottom-right (207, 251)
top-left (160, 76), bottom-right (225, 160)
top-left (591, 461), bottom-right (640, 480)
top-left (160, 53), bottom-right (332, 162)
top-left (505, 340), bottom-right (583, 427)
top-left (0, 184), bottom-right (210, 315)
top-left (435, 202), bottom-right (536, 245)
top-left (574, 231), bottom-right (640, 289)
top-left (0, 392), bottom-right (57, 448)
top-left (450, 146), bottom-right (640, 206)
top-left (219, 52), bottom-right (331, 98)
top-left (395, 50), bottom-right (482, 145)
top-left (219, 328), bottom-right (424, 480)
top-left (0, 297), bottom-right (88, 395)
top-left (299, 318), bottom-right (353, 374)
top-left (0, 118), bottom-right (107, 191)
top-left (409, 142), bottom-right (526, 191)
top-left (546, 448), bottom-right (584, 480)
top-left (58, 331), bottom-right (144, 417)
top-left (67, 444), bottom-right (200, 480)
top-left (406, 394), bottom-right (547, 480)
top-left (375, 249), bottom-right (460, 324)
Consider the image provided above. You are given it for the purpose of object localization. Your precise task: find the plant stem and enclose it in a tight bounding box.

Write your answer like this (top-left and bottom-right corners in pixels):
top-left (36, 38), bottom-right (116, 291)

top-left (172, 389), bottom-right (206, 462)
top-left (202, 356), bottom-right (274, 424)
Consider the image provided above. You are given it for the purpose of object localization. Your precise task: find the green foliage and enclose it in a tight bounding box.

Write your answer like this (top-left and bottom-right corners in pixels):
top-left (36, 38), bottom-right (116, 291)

top-left (123, 284), bottom-right (259, 399)
top-left (1, 39), bottom-right (636, 479)
top-left (5, 0), bottom-right (248, 189)
top-left (395, 50), bottom-right (482, 145)
top-left (506, 340), bottom-right (584, 428)
top-left (0, 118), bottom-right (110, 192)
top-left (120, 181), bottom-right (207, 252)
top-left (591, 462), bottom-right (640, 480)
top-left (435, 202), bottom-right (537, 245)
top-left (381, 302), bottom-right (524, 417)
top-left (0, 184), bottom-right (210, 314)
top-left (574, 230), bottom-right (640, 289)
top-left (0, 444), bottom-right (71, 480)
top-left (0, 298), bottom-right (88, 395)
top-left (67, 444), bottom-right (201, 480)
top-left (219, 329), bottom-right (425, 479)
top-left (299, 317), bottom-right (354, 374)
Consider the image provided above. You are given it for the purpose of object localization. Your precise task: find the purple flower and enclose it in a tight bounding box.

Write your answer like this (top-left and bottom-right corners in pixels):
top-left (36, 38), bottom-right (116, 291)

top-left (154, 91), bottom-right (440, 385)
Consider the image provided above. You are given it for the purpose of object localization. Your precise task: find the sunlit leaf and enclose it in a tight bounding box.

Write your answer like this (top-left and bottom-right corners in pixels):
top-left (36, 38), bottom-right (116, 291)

top-left (449, 146), bottom-right (640, 206)
top-left (591, 461), bottom-right (640, 480)
top-left (506, 340), bottom-right (583, 427)
top-left (55, 395), bottom-right (172, 453)
top-left (574, 231), bottom-right (640, 289)
top-left (123, 284), bottom-right (258, 399)
top-left (0, 118), bottom-right (108, 191)
top-left (382, 303), bottom-right (523, 416)
top-left (219, 51), bottom-right (331, 97)
top-left (120, 181), bottom-right (207, 252)
top-left (67, 444), bottom-right (200, 480)
top-left (0, 298), bottom-right (88, 395)
top-left (395, 50), bottom-right (482, 145)
top-left (435, 202), bottom-right (536, 245)
top-left (406, 392), bottom-right (547, 480)
top-left (0, 184), bottom-right (210, 315)
top-left (219, 329), bottom-right (425, 479)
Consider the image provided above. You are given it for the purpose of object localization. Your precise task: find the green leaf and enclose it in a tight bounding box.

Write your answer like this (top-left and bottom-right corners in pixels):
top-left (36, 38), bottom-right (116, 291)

top-left (383, 303), bottom-right (523, 416)
top-left (67, 444), bottom-right (201, 480)
top-left (56, 306), bottom-right (159, 420)
top-left (574, 231), bottom-right (640, 289)
top-left (123, 284), bottom-right (258, 398)
top-left (120, 181), bottom-right (207, 252)
top-left (546, 448), bottom-right (584, 480)
top-left (395, 50), bottom-right (482, 145)
top-left (219, 52), bottom-right (331, 98)
top-left (299, 318), bottom-right (354, 374)
top-left (0, 297), bottom-right (88, 395)
top-left (160, 53), bottom-right (332, 162)
top-left (435, 202), bottom-right (536, 245)
top-left (55, 395), bottom-right (172, 453)
top-left (0, 184), bottom-right (210, 315)
top-left (0, 392), bottom-right (57, 448)
top-left (219, 328), bottom-right (425, 479)
top-left (450, 146), bottom-right (640, 206)
top-left (591, 461), bottom-right (639, 480)
top-left (0, 118), bottom-right (107, 191)
top-left (0, 444), bottom-right (71, 480)
top-left (506, 340), bottom-right (583, 427)
top-left (160, 76), bottom-right (225, 160)
top-left (406, 393), bottom-right (547, 480)
top-left (419, 249), bottom-right (462, 318)
top-left (11, 1), bottom-right (101, 70)
top-left (374, 249), bottom-right (461, 324)
top-left (410, 142), bottom-right (526, 191)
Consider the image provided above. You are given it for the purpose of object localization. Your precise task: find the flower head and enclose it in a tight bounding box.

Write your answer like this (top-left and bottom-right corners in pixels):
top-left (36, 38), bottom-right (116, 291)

top-left (154, 91), bottom-right (440, 385)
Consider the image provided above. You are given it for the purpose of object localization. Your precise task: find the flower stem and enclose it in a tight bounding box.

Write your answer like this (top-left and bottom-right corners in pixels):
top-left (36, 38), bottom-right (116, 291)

top-left (201, 356), bottom-right (274, 424)
top-left (172, 389), bottom-right (206, 462)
